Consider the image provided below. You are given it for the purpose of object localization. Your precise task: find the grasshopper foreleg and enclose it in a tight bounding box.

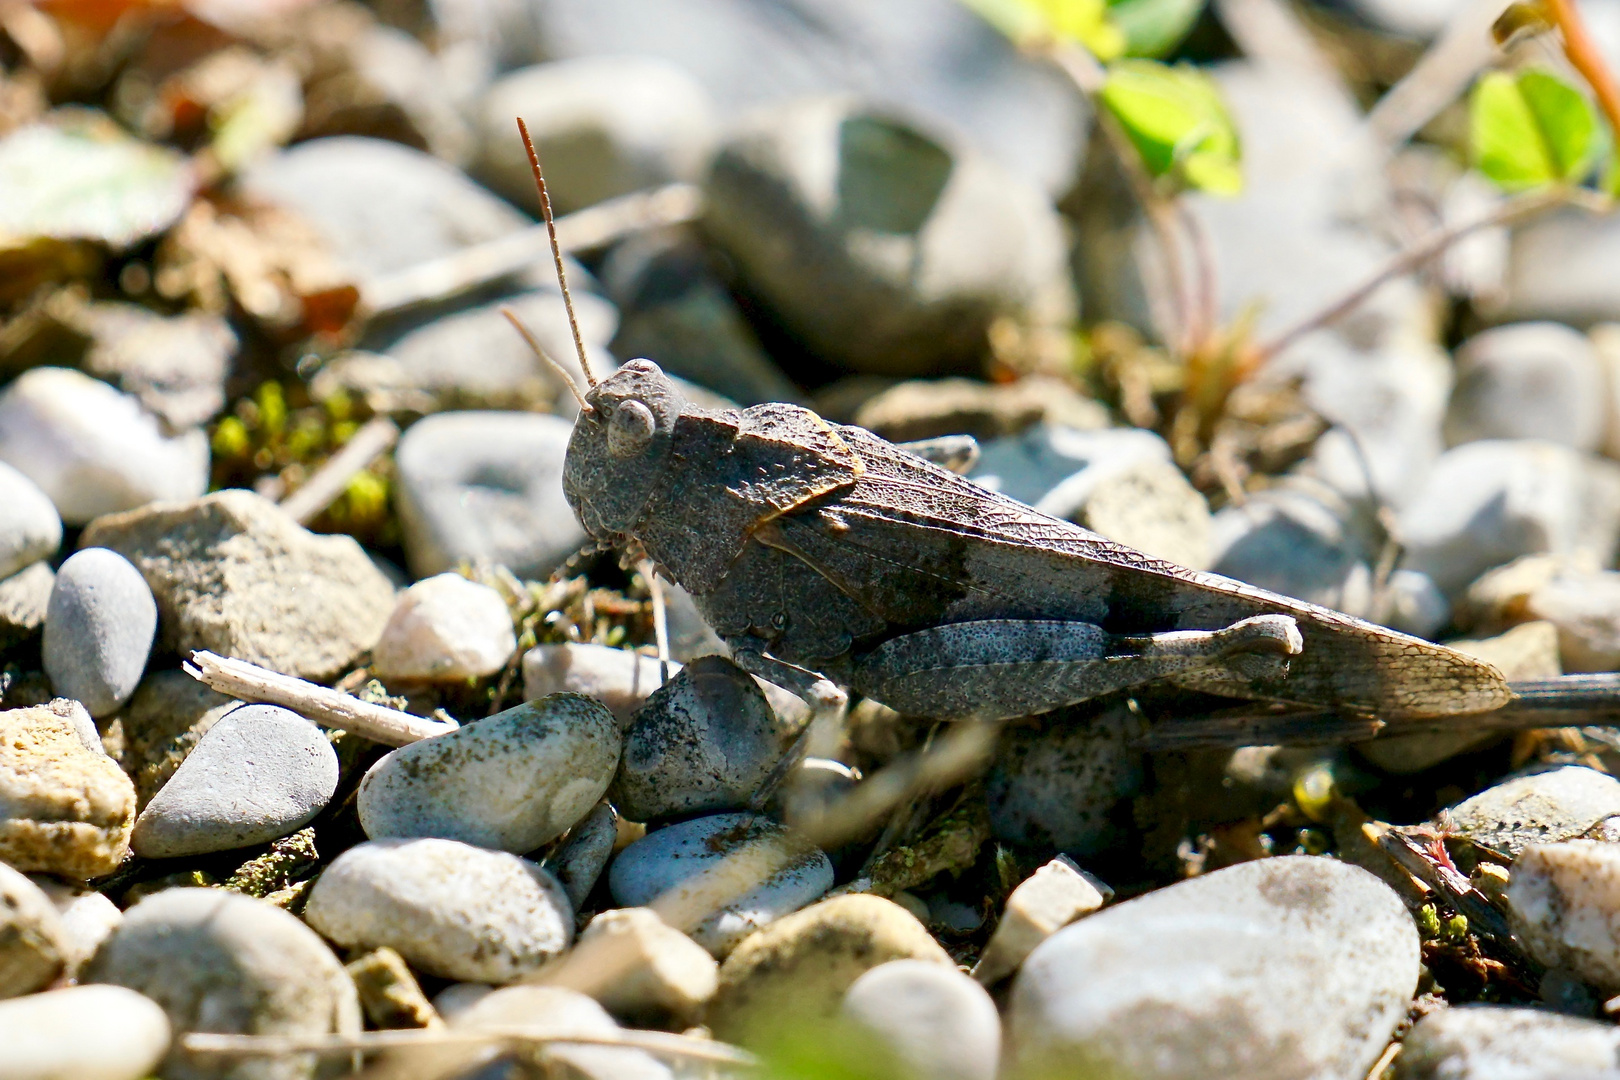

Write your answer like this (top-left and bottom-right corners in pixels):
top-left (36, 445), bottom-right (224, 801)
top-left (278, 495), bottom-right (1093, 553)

top-left (851, 614), bottom-right (1303, 722)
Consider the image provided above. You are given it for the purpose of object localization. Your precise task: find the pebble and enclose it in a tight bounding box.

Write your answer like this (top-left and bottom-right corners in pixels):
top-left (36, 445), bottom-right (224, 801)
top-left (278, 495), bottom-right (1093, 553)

top-left (0, 699), bottom-right (135, 878)
top-left (1398, 439), bottom-right (1620, 597)
top-left (0, 368), bottom-right (209, 526)
top-left (985, 701), bottom-right (1142, 856)
top-left (0, 863), bottom-right (68, 998)
top-left (0, 984), bottom-right (170, 1080)
top-left (609, 812), bottom-right (834, 956)
top-left (0, 560), bottom-right (52, 649)
top-left (854, 376), bottom-right (1109, 444)
top-left (523, 642), bottom-right (675, 728)
top-left (80, 488), bottom-right (397, 681)
top-left (548, 801), bottom-right (619, 909)
top-left (1506, 841), bottom-right (1620, 992)
top-left (611, 655), bottom-right (793, 823)
top-left (1445, 765), bottom-right (1620, 856)
top-left (130, 704), bottom-right (339, 859)
top-left (302, 837), bottom-right (574, 983)
top-left (1009, 856), bottom-right (1420, 1080)
top-left (474, 56), bottom-right (716, 214)
top-left (448, 985), bottom-right (672, 1080)
top-left (972, 423), bottom-right (1172, 512)
top-left (0, 461), bottom-right (60, 579)
top-left (1512, 569), bottom-right (1620, 672)
top-left (1395, 1004), bottom-right (1620, 1080)
top-left (431, 982), bottom-right (492, 1022)
top-left (108, 669), bottom-right (237, 809)
top-left (358, 694), bottom-right (619, 853)
top-left (371, 573), bottom-right (517, 683)
top-left (971, 855), bottom-right (1107, 987)
top-left (1445, 322), bottom-right (1606, 452)
top-left (538, 906), bottom-right (719, 1024)
top-left (1499, 207), bottom-right (1620, 326)
top-left (842, 960), bottom-right (1002, 1080)
top-left (1078, 457), bottom-right (1213, 571)
top-left (68, 300), bottom-right (235, 431)
top-left (345, 946), bottom-right (441, 1030)
top-left (30, 877), bottom-right (123, 977)
top-left (393, 411), bottom-right (587, 580)
top-left (703, 96), bottom-right (1072, 379)
top-left (706, 894), bottom-right (953, 1046)
top-left (42, 548), bottom-right (156, 718)
top-left (1210, 480), bottom-right (1377, 614)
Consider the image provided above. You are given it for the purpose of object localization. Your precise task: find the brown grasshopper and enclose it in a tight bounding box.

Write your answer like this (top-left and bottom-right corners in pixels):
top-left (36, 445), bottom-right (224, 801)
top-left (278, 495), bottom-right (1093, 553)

top-left (507, 121), bottom-right (1513, 731)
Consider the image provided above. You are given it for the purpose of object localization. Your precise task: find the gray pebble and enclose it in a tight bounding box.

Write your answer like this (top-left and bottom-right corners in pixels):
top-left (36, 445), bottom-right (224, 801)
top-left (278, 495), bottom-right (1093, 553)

top-left (130, 704), bottom-right (340, 859)
top-left (1396, 1004), bottom-right (1620, 1080)
top-left (547, 801), bottom-right (619, 910)
top-left (0, 984), bottom-right (171, 1080)
top-left (394, 411), bottom-right (586, 580)
top-left (612, 655), bottom-right (792, 823)
top-left (986, 701), bottom-right (1142, 856)
top-left (83, 887), bottom-right (360, 1080)
top-left (523, 642), bottom-right (674, 728)
top-left (0, 460), bottom-right (60, 579)
top-left (303, 838), bottom-right (574, 983)
top-left (842, 960), bottom-right (1001, 1080)
top-left (43, 548), bottom-right (156, 718)
top-left (1446, 322), bottom-right (1606, 452)
top-left (972, 424), bottom-right (1171, 513)
top-left (358, 694), bottom-right (619, 853)
top-left (0, 863), bottom-right (68, 999)
top-left (609, 811), bottom-right (833, 956)
top-left (1210, 480), bottom-right (1377, 615)
top-left (1009, 856), bottom-right (1420, 1080)
top-left (1446, 765), bottom-right (1620, 856)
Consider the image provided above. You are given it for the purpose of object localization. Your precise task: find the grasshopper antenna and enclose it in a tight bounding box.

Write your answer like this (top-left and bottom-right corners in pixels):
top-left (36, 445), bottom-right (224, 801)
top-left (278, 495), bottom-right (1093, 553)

top-left (500, 306), bottom-right (589, 411)
top-left (517, 117), bottom-right (597, 388)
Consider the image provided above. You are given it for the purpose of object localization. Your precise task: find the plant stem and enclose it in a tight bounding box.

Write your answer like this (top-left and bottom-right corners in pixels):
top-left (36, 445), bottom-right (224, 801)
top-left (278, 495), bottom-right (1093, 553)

top-left (1547, 0), bottom-right (1620, 142)
top-left (276, 416), bottom-right (398, 525)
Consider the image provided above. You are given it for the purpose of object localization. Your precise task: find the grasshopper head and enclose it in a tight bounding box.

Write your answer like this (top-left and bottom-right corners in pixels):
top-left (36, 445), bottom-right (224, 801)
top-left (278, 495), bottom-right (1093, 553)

top-left (563, 358), bottom-right (684, 541)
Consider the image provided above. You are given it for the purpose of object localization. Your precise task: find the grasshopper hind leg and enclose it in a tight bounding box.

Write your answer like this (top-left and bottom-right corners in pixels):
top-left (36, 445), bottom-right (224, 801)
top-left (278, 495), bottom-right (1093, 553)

top-left (851, 615), bottom-right (1303, 722)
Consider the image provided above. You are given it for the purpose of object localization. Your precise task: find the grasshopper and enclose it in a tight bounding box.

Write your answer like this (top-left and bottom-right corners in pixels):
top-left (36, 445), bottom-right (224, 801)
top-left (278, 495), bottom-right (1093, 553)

top-left (507, 121), bottom-right (1513, 732)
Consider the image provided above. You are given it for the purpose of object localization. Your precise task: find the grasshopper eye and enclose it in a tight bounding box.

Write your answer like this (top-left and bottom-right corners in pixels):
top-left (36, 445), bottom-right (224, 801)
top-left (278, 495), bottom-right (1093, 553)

top-left (608, 399), bottom-right (656, 458)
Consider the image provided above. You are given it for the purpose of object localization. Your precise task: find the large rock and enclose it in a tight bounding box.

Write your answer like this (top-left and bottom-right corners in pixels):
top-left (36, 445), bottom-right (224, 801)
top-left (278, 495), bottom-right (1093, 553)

top-left (79, 489), bottom-right (396, 680)
top-left (0, 700), bottom-right (135, 878)
top-left (42, 548), bottom-right (156, 718)
top-left (1008, 856), bottom-right (1421, 1080)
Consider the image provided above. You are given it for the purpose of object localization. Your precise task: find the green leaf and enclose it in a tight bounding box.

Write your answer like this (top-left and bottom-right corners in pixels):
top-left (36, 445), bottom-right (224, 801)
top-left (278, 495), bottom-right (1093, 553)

top-left (1100, 60), bottom-right (1242, 195)
top-left (1470, 68), bottom-right (1599, 191)
top-left (1107, 0), bottom-right (1205, 58)
top-left (958, 0), bottom-right (1127, 58)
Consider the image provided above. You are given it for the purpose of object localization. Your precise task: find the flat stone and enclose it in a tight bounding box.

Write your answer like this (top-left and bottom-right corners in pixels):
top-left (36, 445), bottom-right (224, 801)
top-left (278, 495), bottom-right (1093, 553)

top-left (0, 863), bottom-right (68, 998)
top-left (843, 959), bottom-right (1001, 1080)
top-left (79, 489), bottom-right (396, 681)
top-left (537, 906), bottom-right (718, 1024)
top-left (358, 694), bottom-right (619, 853)
top-left (372, 573), bottom-right (516, 683)
top-left (0, 984), bottom-right (170, 1080)
top-left (0, 460), bottom-right (60, 579)
top-left (0, 699), bottom-right (135, 878)
top-left (1009, 856), bottom-right (1421, 1080)
top-left (547, 801), bottom-right (618, 909)
top-left (707, 894), bottom-right (953, 1046)
top-left (986, 702), bottom-right (1142, 856)
top-left (447, 985), bottom-right (672, 1080)
top-left (108, 670), bottom-right (237, 810)
top-left (42, 548), bottom-right (156, 718)
top-left (1507, 841), bottom-right (1620, 993)
top-left (608, 812), bottom-right (833, 956)
top-left (1446, 322), bottom-right (1606, 452)
top-left (1396, 1003), bottom-right (1620, 1079)
top-left (971, 855), bottom-right (1107, 987)
top-left (611, 655), bottom-right (794, 823)
top-left (523, 643), bottom-right (674, 728)
top-left (1447, 766), bottom-right (1620, 856)
top-left (83, 887), bottom-right (360, 1080)
top-left (0, 561), bottom-right (54, 649)
top-left (131, 704), bottom-right (339, 858)
top-left (394, 411), bottom-right (586, 580)
top-left (0, 368), bottom-right (208, 526)
top-left (303, 837), bottom-right (574, 983)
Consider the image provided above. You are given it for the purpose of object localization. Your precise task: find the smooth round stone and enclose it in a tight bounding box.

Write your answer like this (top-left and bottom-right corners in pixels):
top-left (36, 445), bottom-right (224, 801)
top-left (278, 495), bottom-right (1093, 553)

top-left (608, 812), bottom-right (834, 956)
top-left (358, 694), bottom-right (619, 853)
top-left (0, 461), bottom-right (60, 579)
top-left (0, 367), bottom-right (208, 525)
top-left (393, 411), bottom-right (587, 580)
top-left (843, 960), bottom-right (1001, 1080)
top-left (83, 888), bottom-right (360, 1080)
top-left (303, 838), bottom-right (574, 983)
top-left (986, 701), bottom-right (1142, 856)
top-left (612, 655), bottom-right (791, 822)
top-left (0, 864), bottom-right (68, 999)
top-left (1445, 765), bottom-right (1620, 857)
top-left (1506, 841), bottom-right (1620, 992)
top-left (1009, 856), bottom-right (1421, 1080)
top-left (113, 669), bottom-right (237, 809)
top-left (371, 573), bottom-right (517, 682)
top-left (1445, 322), bottom-right (1606, 452)
top-left (1395, 1004), bottom-right (1620, 1080)
top-left (42, 548), bottom-right (156, 718)
top-left (130, 704), bottom-right (340, 859)
top-left (0, 985), bottom-right (170, 1080)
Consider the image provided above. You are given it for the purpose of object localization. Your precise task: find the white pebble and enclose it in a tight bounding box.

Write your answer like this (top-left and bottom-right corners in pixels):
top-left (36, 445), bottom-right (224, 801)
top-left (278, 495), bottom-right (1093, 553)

top-left (372, 573), bottom-right (516, 682)
top-left (0, 985), bottom-right (170, 1080)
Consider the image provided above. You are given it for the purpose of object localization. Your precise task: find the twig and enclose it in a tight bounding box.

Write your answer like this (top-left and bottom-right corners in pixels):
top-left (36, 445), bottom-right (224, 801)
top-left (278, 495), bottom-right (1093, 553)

top-left (185, 651), bottom-right (457, 746)
top-left (360, 183), bottom-right (702, 317)
top-left (181, 1028), bottom-right (756, 1066)
top-left (1364, 1040), bottom-right (1401, 1080)
top-left (1366, 0), bottom-right (1506, 147)
top-left (1548, 0), bottom-right (1620, 142)
top-left (277, 416), bottom-right (399, 525)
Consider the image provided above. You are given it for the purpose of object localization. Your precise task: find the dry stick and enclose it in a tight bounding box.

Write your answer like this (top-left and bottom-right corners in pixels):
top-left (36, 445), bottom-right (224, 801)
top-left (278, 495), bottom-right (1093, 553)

top-left (1366, 0), bottom-right (1507, 147)
top-left (181, 1028), bottom-right (757, 1066)
top-left (276, 416), bottom-right (399, 525)
top-left (1549, 0), bottom-right (1620, 141)
top-left (185, 651), bottom-right (456, 746)
top-left (518, 117), bottom-right (595, 387)
top-left (360, 183), bottom-right (702, 317)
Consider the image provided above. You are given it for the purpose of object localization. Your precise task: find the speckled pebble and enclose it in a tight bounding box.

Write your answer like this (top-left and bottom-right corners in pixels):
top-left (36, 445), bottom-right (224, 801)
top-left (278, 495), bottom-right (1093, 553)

top-left (1506, 841), bottom-right (1620, 992)
top-left (0, 460), bottom-right (60, 579)
top-left (523, 642), bottom-right (675, 728)
top-left (130, 704), bottom-right (339, 858)
top-left (0, 984), bottom-right (170, 1080)
top-left (371, 573), bottom-right (516, 683)
top-left (0, 863), bottom-right (68, 999)
top-left (548, 801), bottom-right (619, 910)
top-left (358, 694), bottom-right (619, 853)
top-left (843, 960), bottom-right (1001, 1080)
top-left (0, 699), bottom-right (135, 878)
top-left (1395, 1004), bottom-right (1620, 1080)
top-left (303, 837), bottom-right (574, 983)
top-left (986, 701), bottom-right (1142, 856)
top-left (42, 548), bottom-right (156, 718)
top-left (608, 812), bottom-right (833, 956)
top-left (1446, 765), bottom-right (1620, 856)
